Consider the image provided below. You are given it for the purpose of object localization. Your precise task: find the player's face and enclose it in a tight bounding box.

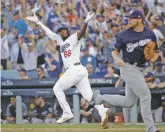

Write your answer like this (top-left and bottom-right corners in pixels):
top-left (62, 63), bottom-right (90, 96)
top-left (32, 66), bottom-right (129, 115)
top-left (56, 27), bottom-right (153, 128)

top-left (58, 29), bottom-right (69, 38)
top-left (10, 97), bottom-right (16, 105)
top-left (128, 18), bottom-right (139, 28)
top-left (35, 98), bottom-right (41, 106)
top-left (80, 98), bottom-right (87, 108)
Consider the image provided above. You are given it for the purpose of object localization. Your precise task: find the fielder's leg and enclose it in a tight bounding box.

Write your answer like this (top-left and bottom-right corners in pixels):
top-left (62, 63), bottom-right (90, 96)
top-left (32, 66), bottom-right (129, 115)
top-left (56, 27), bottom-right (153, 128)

top-left (94, 85), bottom-right (138, 108)
top-left (75, 76), bottom-right (109, 128)
top-left (123, 108), bottom-right (131, 124)
top-left (153, 106), bottom-right (163, 123)
top-left (121, 65), bottom-right (157, 132)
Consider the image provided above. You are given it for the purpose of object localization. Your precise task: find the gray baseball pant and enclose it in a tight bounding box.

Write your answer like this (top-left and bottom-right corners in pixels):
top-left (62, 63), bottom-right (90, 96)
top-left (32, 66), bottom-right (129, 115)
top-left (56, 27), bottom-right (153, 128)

top-left (94, 64), bottom-right (157, 132)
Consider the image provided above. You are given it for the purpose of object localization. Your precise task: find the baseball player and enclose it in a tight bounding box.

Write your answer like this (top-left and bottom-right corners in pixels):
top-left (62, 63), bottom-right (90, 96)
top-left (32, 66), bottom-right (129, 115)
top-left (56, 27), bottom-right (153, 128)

top-left (94, 10), bottom-right (160, 132)
top-left (26, 12), bottom-right (109, 128)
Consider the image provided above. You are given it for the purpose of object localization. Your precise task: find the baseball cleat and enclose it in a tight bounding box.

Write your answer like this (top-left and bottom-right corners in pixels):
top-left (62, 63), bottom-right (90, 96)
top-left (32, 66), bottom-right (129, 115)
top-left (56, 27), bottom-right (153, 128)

top-left (56, 114), bottom-right (74, 124)
top-left (100, 108), bottom-right (109, 129)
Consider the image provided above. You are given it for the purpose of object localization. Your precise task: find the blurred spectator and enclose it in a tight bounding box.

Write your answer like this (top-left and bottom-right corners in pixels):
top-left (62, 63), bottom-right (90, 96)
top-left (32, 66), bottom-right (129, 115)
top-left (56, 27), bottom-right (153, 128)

top-left (81, 47), bottom-right (96, 72)
top-left (96, 59), bottom-right (108, 78)
top-left (7, 25), bottom-right (18, 50)
top-left (1, 13), bottom-right (8, 31)
top-left (33, 29), bottom-right (45, 65)
top-left (86, 63), bottom-right (97, 78)
top-left (9, 9), bottom-right (28, 35)
top-left (85, 38), bottom-right (96, 57)
top-left (80, 97), bottom-right (93, 123)
top-left (80, 97), bottom-right (100, 123)
top-left (100, 31), bottom-right (113, 60)
top-left (44, 53), bottom-right (60, 78)
top-left (1, 28), bottom-right (9, 70)
top-left (151, 15), bottom-right (165, 38)
top-left (36, 66), bottom-right (47, 79)
top-left (158, 50), bottom-right (165, 64)
top-left (24, 40), bottom-right (38, 78)
top-left (94, 14), bottom-right (108, 36)
top-left (44, 38), bottom-right (60, 62)
top-left (3, 1), bottom-right (12, 26)
top-left (10, 34), bottom-right (26, 69)
top-left (105, 66), bottom-right (119, 78)
top-left (144, 72), bottom-right (163, 122)
top-left (18, 68), bottom-right (29, 80)
top-left (149, 21), bottom-right (165, 48)
top-left (31, 96), bottom-right (56, 124)
top-left (153, 61), bottom-right (165, 76)
top-left (3, 96), bottom-right (29, 124)
top-left (143, 61), bottom-right (154, 74)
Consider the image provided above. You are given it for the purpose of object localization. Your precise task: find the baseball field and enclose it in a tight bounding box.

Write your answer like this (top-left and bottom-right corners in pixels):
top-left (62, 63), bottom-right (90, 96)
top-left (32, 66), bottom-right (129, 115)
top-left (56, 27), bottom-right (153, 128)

top-left (1, 123), bottom-right (165, 132)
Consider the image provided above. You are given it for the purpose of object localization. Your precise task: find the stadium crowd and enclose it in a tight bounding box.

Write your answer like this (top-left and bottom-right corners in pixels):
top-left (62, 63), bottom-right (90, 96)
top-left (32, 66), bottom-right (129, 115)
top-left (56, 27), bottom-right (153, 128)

top-left (1, 0), bottom-right (165, 124)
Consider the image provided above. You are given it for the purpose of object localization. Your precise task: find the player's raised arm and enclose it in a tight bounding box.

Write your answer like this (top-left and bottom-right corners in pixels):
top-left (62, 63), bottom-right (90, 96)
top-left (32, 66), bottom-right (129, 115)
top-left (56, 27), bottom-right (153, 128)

top-left (26, 14), bottom-right (61, 42)
top-left (77, 12), bottom-right (95, 40)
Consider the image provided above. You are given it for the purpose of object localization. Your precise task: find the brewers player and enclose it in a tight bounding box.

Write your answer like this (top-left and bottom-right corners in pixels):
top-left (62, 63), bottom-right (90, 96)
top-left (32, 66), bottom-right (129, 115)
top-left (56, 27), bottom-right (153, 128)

top-left (26, 12), bottom-right (109, 128)
top-left (94, 10), bottom-right (160, 132)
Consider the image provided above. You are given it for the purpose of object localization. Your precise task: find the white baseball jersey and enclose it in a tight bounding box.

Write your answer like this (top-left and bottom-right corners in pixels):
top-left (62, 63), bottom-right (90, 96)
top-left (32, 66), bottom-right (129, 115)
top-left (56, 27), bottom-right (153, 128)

top-left (56, 33), bottom-right (81, 69)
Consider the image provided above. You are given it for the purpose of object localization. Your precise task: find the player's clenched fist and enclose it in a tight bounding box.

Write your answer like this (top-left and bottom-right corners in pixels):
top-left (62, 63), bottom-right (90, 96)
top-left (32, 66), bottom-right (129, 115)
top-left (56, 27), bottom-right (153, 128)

top-left (85, 12), bottom-right (95, 23)
top-left (26, 13), bottom-right (40, 25)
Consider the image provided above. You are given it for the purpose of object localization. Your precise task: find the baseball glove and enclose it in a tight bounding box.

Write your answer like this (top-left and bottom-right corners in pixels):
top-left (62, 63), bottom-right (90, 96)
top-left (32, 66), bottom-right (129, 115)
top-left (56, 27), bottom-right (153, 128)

top-left (144, 41), bottom-right (156, 60)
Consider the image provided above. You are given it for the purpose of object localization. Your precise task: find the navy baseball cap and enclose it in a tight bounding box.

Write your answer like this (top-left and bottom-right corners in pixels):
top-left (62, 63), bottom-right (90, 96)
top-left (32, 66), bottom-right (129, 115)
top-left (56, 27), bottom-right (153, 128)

top-left (126, 10), bottom-right (144, 20)
top-left (18, 68), bottom-right (26, 73)
top-left (156, 16), bottom-right (164, 22)
top-left (145, 72), bottom-right (154, 78)
top-left (155, 61), bottom-right (163, 67)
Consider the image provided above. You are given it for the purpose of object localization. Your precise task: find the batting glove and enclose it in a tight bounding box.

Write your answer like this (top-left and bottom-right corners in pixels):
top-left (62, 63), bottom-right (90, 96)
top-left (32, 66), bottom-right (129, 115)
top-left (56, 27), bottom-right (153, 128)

top-left (26, 13), bottom-right (41, 25)
top-left (85, 12), bottom-right (95, 23)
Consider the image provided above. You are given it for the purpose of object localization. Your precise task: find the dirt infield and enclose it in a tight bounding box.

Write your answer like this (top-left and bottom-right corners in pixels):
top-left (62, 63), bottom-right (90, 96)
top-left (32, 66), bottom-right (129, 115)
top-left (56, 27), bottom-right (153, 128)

top-left (2, 124), bottom-right (165, 132)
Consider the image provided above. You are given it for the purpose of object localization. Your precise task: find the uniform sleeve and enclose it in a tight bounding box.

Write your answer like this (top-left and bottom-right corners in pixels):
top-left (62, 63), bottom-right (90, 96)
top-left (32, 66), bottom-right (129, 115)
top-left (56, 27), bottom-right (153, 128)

top-left (113, 32), bottom-right (124, 52)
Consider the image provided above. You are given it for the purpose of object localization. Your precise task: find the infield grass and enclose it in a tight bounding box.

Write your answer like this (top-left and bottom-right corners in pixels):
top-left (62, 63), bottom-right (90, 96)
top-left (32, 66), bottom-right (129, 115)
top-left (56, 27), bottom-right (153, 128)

top-left (1, 123), bottom-right (165, 132)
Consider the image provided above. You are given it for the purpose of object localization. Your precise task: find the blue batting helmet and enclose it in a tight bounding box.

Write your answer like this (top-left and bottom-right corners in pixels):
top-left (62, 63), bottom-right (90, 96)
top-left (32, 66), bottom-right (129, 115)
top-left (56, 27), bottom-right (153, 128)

top-left (55, 24), bottom-right (70, 34)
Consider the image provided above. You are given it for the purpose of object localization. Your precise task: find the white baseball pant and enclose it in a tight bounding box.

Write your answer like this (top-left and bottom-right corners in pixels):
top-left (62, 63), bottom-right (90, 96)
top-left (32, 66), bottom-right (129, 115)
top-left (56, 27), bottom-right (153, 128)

top-left (53, 64), bottom-right (94, 116)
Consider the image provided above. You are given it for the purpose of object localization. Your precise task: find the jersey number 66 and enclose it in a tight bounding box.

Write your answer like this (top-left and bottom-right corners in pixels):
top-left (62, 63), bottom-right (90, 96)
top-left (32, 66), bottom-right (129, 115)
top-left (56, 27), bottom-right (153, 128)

top-left (64, 50), bottom-right (71, 58)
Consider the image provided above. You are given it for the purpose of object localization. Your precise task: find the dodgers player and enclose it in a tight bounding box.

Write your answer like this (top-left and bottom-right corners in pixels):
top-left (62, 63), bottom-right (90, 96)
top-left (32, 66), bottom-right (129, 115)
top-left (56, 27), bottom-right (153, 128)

top-left (94, 10), bottom-right (160, 132)
top-left (26, 12), bottom-right (109, 128)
